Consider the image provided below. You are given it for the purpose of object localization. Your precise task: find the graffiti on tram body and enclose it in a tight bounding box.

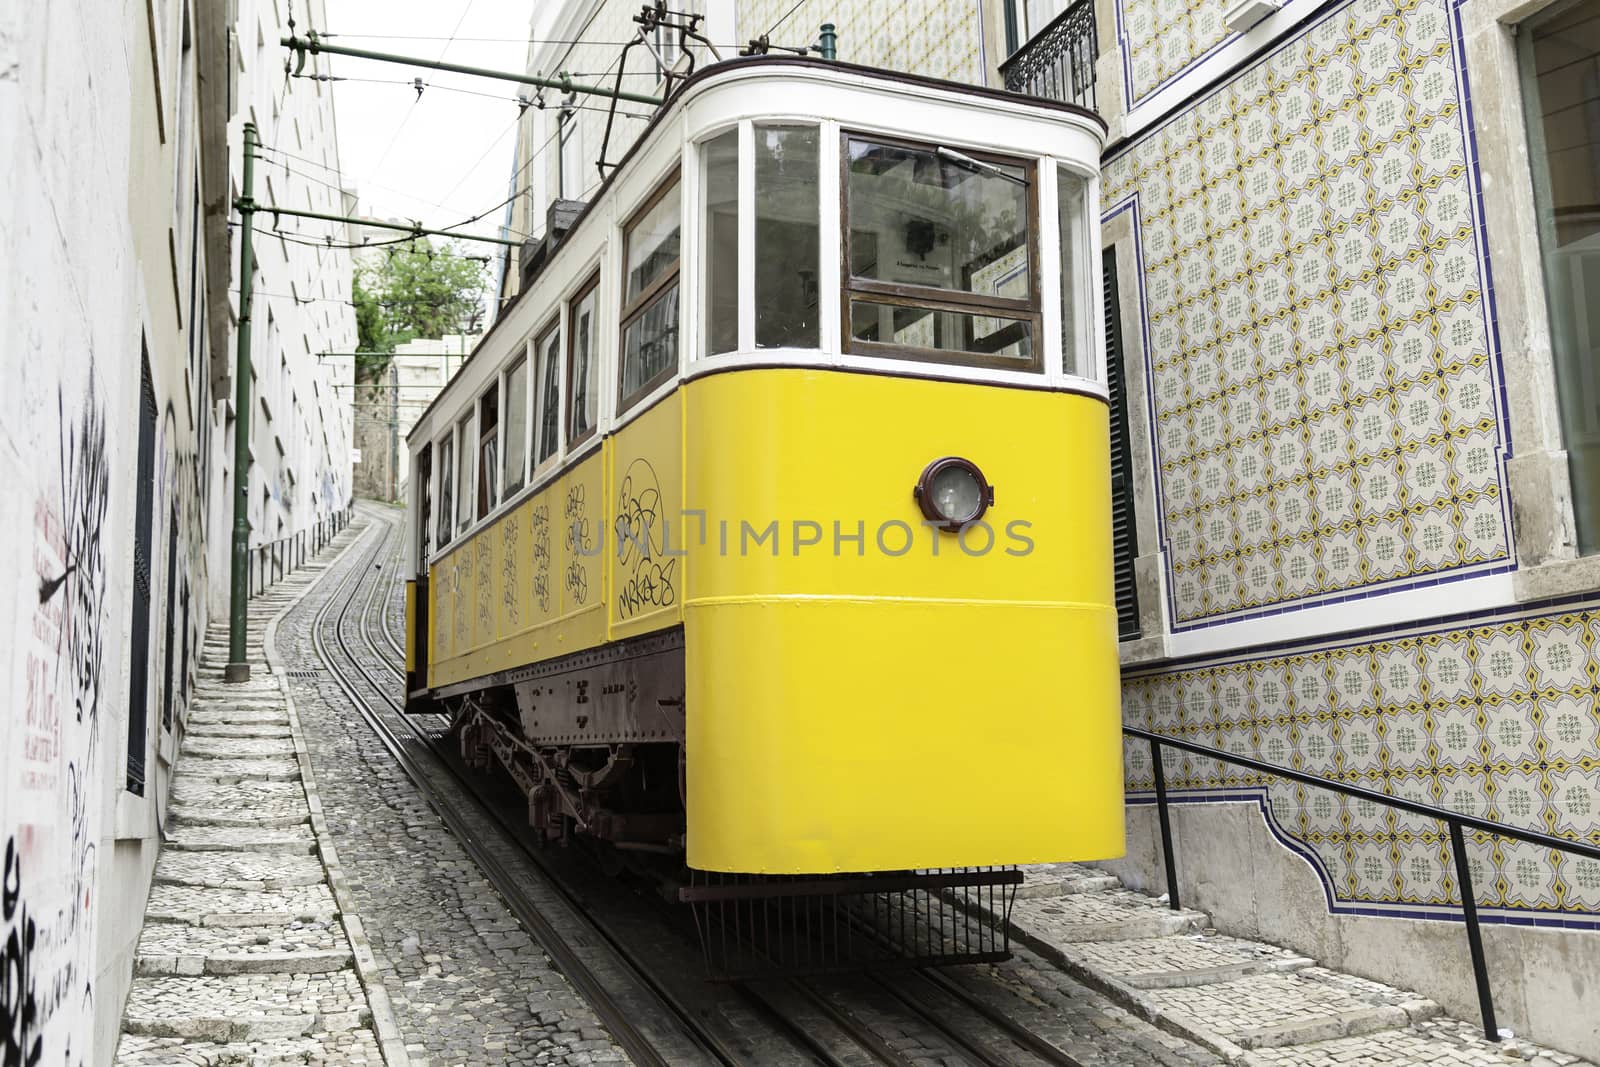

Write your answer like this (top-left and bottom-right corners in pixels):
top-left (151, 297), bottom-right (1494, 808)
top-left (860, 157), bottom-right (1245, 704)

top-left (530, 502), bottom-right (551, 615)
top-left (564, 484), bottom-right (590, 607)
top-left (614, 460), bottom-right (676, 618)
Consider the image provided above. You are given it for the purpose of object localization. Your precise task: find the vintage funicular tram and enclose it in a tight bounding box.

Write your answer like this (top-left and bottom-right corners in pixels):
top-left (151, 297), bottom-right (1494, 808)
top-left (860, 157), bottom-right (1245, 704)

top-left (404, 55), bottom-right (1120, 970)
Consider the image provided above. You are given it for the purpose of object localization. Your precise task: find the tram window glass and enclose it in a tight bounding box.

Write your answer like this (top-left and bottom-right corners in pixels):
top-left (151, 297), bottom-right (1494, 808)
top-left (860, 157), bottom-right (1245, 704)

top-left (535, 322), bottom-right (562, 465)
top-left (477, 388), bottom-right (499, 520)
top-left (843, 134), bottom-right (1039, 370)
top-left (567, 274), bottom-right (601, 444)
top-left (1057, 166), bottom-right (1088, 378)
top-left (849, 300), bottom-right (1035, 362)
top-left (619, 176), bottom-right (681, 408)
top-left (503, 355), bottom-right (529, 495)
top-left (437, 436), bottom-right (454, 548)
top-left (756, 124), bottom-right (820, 349)
top-left (456, 414), bottom-right (475, 532)
top-left (703, 130), bottom-right (739, 356)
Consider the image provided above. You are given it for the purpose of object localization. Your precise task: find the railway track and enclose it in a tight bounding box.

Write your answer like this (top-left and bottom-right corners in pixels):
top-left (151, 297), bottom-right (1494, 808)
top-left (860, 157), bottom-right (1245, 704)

top-left (311, 505), bottom-right (1091, 1066)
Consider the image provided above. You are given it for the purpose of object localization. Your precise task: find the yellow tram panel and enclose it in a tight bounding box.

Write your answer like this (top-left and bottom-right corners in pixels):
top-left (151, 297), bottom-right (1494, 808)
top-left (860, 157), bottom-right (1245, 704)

top-left (681, 369), bottom-right (1124, 873)
top-left (606, 393), bottom-right (687, 643)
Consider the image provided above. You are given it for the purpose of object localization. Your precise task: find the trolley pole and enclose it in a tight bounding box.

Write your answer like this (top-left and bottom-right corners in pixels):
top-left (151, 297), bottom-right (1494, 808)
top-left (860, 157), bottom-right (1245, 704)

top-left (818, 23), bottom-right (838, 60)
top-left (225, 122), bottom-right (259, 683)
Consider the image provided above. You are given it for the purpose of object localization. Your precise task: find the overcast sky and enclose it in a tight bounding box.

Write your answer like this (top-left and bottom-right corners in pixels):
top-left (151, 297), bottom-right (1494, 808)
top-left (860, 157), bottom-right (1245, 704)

top-left (323, 0), bottom-right (535, 247)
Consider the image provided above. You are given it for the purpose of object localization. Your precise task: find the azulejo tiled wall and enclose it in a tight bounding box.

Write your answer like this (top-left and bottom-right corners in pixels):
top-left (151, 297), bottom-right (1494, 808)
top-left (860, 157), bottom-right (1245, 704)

top-left (1103, 0), bottom-right (1512, 629)
top-left (1124, 598), bottom-right (1600, 924)
top-left (1119, 0), bottom-right (1233, 104)
top-left (738, 0), bottom-right (983, 83)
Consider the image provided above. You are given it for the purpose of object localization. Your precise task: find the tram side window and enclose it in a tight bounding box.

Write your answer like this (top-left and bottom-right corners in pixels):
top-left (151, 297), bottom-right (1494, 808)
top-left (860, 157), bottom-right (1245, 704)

top-left (478, 387), bottom-right (499, 520)
top-left (456, 414), bottom-right (475, 532)
top-left (535, 321), bottom-right (562, 465)
top-left (1058, 165), bottom-right (1090, 379)
top-left (619, 176), bottom-right (680, 409)
top-left (755, 124), bottom-right (819, 348)
top-left (703, 130), bottom-right (739, 356)
top-left (567, 274), bottom-right (600, 444)
top-left (436, 436), bottom-right (454, 549)
top-left (843, 135), bottom-right (1040, 371)
top-left (418, 445), bottom-right (434, 560)
top-left (504, 355), bottom-right (529, 496)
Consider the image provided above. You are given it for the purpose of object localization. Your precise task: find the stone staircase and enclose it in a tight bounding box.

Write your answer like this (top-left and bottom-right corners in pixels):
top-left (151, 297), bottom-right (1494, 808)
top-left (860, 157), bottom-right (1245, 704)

top-left (115, 551), bottom-right (402, 1065)
top-left (999, 863), bottom-right (1592, 1066)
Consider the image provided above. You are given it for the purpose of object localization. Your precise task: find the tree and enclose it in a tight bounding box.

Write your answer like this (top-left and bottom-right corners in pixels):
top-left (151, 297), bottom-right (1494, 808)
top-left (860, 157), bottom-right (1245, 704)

top-left (353, 239), bottom-right (488, 382)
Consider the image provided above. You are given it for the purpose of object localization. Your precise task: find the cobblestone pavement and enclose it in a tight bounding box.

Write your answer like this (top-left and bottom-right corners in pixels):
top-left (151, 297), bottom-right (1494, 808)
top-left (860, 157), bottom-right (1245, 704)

top-left (992, 862), bottom-right (1595, 1066)
top-left (272, 510), bottom-right (627, 1066)
top-left (116, 531), bottom-right (402, 1066)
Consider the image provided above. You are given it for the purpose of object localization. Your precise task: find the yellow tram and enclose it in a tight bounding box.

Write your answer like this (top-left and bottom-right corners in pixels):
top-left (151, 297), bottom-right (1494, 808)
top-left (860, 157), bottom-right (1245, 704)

top-left (403, 57), bottom-right (1120, 894)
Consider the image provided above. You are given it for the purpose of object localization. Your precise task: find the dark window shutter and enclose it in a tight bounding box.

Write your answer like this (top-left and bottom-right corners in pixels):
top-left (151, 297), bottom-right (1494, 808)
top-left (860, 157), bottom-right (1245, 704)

top-left (161, 502), bottom-right (179, 732)
top-left (1104, 249), bottom-right (1141, 641)
top-left (127, 346), bottom-right (158, 795)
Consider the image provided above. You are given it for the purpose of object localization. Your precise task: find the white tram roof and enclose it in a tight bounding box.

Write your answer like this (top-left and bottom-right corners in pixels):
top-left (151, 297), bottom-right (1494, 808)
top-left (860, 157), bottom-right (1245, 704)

top-left (407, 55), bottom-right (1108, 451)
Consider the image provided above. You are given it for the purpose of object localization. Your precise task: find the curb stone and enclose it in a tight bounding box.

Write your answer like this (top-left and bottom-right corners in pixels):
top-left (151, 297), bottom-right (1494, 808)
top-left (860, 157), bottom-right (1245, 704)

top-left (263, 519), bottom-right (413, 1067)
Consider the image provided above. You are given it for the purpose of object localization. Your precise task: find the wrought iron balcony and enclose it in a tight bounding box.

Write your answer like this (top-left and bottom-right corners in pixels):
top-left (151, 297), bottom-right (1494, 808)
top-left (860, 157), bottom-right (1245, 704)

top-left (999, 0), bottom-right (1099, 112)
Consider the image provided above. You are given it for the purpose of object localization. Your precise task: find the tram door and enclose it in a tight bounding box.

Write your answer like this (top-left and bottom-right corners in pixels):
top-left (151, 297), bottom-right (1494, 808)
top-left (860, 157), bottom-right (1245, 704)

top-left (407, 446), bottom-right (432, 702)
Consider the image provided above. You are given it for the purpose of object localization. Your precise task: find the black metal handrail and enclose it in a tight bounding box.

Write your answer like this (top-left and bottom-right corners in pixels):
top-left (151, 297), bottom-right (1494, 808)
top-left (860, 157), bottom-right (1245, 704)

top-left (247, 506), bottom-right (352, 598)
top-left (1125, 724), bottom-right (1600, 1044)
top-left (999, 0), bottom-right (1098, 111)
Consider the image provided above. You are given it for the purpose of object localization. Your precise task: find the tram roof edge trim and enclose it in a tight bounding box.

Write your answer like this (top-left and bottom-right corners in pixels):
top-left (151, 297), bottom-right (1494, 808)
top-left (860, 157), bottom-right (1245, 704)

top-left (406, 55), bottom-right (1107, 447)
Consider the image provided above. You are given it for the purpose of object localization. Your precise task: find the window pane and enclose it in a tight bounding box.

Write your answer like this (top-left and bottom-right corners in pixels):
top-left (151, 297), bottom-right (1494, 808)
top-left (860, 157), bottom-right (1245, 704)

top-left (625, 185), bottom-right (680, 304)
top-left (559, 110), bottom-right (583, 199)
top-left (437, 439), bottom-right (454, 546)
top-left (1057, 165), bottom-right (1087, 378)
top-left (703, 130), bottom-right (739, 355)
top-left (477, 390), bottom-right (499, 520)
top-left (849, 298), bottom-right (1034, 364)
top-left (569, 284), bottom-right (599, 439)
top-left (456, 416), bottom-right (474, 530)
top-left (504, 357), bottom-right (528, 494)
top-left (846, 137), bottom-right (1030, 298)
top-left (1522, 3), bottom-right (1600, 551)
top-left (536, 330), bottom-right (562, 464)
top-left (756, 125), bottom-right (820, 348)
top-left (622, 284), bottom-right (680, 400)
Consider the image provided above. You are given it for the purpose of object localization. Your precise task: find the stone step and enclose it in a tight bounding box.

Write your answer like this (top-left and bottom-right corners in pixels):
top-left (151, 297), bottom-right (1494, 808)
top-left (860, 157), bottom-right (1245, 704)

top-left (166, 825), bottom-right (317, 855)
top-left (172, 758), bottom-right (301, 782)
top-left (135, 921), bottom-right (352, 977)
top-left (155, 851), bottom-right (326, 890)
top-left (1015, 862), bottom-right (1123, 899)
top-left (1242, 1017), bottom-right (1593, 1066)
top-left (146, 883), bottom-right (338, 926)
top-left (182, 736), bottom-right (298, 759)
top-left (1141, 967), bottom-right (1439, 1051)
top-left (1011, 888), bottom-right (1209, 943)
top-left (120, 971), bottom-right (370, 1041)
top-left (1062, 933), bottom-right (1314, 989)
top-left (115, 1030), bottom-right (383, 1066)
top-left (169, 807), bottom-right (309, 829)
top-left (186, 706), bottom-right (291, 726)
top-left (170, 778), bottom-right (305, 812)
top-left (186, 722), bottom-right (295, 739)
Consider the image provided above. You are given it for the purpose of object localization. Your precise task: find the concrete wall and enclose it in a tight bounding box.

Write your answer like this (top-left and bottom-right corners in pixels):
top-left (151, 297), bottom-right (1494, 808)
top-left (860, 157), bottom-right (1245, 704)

top-left (352, 335), bottom-right (476, 502)
top-left (0, 0), bottom-right (223, 1061)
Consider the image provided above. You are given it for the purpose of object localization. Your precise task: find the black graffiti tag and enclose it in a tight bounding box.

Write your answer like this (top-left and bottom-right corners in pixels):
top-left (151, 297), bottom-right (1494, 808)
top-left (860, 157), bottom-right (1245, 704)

top-left (2, 837), bottom-right (42, 1067)
top-left (613, 460), bottom-right (676, 617)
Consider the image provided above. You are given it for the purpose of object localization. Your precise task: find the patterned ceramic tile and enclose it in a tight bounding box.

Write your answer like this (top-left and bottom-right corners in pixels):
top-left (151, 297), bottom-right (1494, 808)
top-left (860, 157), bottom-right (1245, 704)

top-left (1104, 0), bottom-right (1510, 628)
top-left (1121, 0), bottom-right (1234, 105)
top-left (1124, 600), bottom-right (1600, 921)
top-left (739, 0), bottom-right (982, 81)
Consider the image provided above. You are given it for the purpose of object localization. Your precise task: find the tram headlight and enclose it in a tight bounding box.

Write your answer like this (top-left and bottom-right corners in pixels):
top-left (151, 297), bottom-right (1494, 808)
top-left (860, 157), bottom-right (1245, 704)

top-left (914, 457), bottom-right (993, 530)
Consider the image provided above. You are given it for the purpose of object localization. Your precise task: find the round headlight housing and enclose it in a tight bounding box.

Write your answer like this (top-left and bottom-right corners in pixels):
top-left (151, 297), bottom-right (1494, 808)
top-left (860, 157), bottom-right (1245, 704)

top-left (914, 457), bottom-right (993, 530)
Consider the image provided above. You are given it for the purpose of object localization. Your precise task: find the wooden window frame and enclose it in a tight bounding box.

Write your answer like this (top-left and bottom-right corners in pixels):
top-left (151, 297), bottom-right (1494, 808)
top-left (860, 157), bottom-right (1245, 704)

top-left (839, 131), bottom-right (1044, 373)
top-left (455, 413), bottom-right (475, 533)
top-left (476, 384), bottom-right (500, 521)
top-left (435, 434), bottom-right (454, 549)
top-left (533, 316), bottom-right (564, 471)
top-left (566, 271), bottom-right (602, 448)
top-left (502, 353), bottom-right (530, 497)
top-left (617, 171), bottom-right (683, 413)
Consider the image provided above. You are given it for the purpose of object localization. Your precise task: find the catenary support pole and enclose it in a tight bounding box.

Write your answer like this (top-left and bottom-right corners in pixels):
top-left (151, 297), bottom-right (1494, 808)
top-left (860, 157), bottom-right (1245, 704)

top-left (225, 122), bottom-right (259, 683)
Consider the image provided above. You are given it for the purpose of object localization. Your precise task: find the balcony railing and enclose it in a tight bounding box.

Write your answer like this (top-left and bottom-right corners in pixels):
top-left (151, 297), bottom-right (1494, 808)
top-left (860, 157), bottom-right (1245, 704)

top-left (999, 0), bottom-right (1099, 111)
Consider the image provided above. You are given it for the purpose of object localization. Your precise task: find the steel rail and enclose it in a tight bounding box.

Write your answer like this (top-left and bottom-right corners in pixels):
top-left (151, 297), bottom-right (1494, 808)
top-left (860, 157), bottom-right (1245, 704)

top-left (307, 515), bottom-right (725, 1067)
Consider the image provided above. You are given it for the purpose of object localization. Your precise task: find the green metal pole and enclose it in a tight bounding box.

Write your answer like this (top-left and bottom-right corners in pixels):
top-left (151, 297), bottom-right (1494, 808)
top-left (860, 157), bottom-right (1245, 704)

top-left (225, 122), bottom-right (259, 683)
top-left (283, 32), bottom-right (663, 107)
top-left (818, 23), bottom-right (837, 60)
top-left (261, 203), bottom-right (521, 247)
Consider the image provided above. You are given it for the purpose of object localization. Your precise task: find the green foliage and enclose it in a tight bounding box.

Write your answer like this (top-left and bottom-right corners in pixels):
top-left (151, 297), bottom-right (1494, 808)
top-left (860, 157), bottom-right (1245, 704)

top-left (353, 239), bottom-right (488, 382)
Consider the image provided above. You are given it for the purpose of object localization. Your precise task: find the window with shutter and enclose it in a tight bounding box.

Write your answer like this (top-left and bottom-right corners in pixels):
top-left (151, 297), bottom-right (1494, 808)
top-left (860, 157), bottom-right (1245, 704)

top-left (127, 345), bottom-right (158, 795)
top-left (1104, 249), bottom-right (1141, 641)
